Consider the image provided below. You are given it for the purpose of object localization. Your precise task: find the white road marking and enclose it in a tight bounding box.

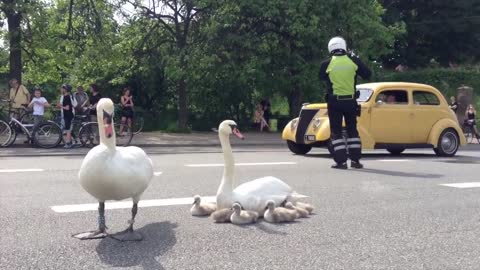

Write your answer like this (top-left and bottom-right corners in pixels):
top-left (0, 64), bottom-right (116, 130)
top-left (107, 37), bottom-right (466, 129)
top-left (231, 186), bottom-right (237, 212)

top-left (439, 182), bottom-right (480, 189)
top-left (154, 171), bottom-right (163, 176)
top-left (51, 196), bottom-right (216, 213)
top-left (0, 168), bottom-right (44, 173)
top-left (376, 159), bottom-right (413, 162)
top-left (186, 162), bottom-right (297, 167)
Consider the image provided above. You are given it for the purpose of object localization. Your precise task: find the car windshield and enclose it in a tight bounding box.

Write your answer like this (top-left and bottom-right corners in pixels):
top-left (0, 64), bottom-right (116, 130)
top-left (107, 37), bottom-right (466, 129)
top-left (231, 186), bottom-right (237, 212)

top-left (356, 88), bottom-right (374, 103)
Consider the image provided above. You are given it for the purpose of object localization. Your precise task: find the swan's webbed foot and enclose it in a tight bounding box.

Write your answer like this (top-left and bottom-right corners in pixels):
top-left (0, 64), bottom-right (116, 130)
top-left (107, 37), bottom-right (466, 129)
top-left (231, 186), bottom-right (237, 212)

top-left (72, 202), bottom-right (107, 240)
top-left (72, 229), bottom-right (108, 240)
top-left (110, 227), bottom-right (143, 242)
top-left (110, 202), bottom-right (143, 242)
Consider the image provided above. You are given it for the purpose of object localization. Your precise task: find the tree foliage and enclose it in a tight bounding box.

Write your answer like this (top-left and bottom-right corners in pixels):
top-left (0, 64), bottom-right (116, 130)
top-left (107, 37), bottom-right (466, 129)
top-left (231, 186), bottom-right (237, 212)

top-left (380, 0), bottom-right (480, 68)
top-left (9, 0), bottom-right (475, 131)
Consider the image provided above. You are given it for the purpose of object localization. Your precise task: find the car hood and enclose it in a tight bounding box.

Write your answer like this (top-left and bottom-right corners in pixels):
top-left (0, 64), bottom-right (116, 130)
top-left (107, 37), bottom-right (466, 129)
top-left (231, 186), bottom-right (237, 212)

top-left (303, 103), bottom-right (328, 110)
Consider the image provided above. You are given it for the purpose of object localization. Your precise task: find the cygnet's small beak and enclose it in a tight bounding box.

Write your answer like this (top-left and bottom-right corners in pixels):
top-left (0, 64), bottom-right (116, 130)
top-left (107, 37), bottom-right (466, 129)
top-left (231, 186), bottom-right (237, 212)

top-left (232, 127), bottom-right (245, 140)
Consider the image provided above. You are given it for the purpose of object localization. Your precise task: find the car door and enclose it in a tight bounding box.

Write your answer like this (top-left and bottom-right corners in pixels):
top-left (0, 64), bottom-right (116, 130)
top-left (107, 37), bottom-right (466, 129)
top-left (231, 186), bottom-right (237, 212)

top-left (370, 89), bottom-right (412, 143)
top-left (410, 89), bottom-right (443, 143)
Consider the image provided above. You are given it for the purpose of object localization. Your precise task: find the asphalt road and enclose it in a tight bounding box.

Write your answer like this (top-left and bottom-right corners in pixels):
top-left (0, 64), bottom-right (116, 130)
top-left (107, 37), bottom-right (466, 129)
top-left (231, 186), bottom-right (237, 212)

top-left (1, 145), bottom-right (480, 270)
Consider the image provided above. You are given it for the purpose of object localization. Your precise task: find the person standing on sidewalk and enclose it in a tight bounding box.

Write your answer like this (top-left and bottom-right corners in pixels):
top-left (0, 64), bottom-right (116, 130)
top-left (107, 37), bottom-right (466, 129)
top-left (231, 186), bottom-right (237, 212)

top-left (57, 84), bottom-right (75, 149)
top-left (88, 84), bottom-right (102, 122)
top-left (319, 37), bottom-right (371, 169)
top-left (28, 87), bottom-right (50, 128)
top-left (8, 78), bottom-right (31, 119)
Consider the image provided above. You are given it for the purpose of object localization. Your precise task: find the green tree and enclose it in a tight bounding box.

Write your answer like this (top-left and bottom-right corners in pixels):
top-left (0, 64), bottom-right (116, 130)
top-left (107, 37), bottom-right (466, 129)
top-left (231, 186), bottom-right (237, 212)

top-left (381, 0), bottom-right (480, 68)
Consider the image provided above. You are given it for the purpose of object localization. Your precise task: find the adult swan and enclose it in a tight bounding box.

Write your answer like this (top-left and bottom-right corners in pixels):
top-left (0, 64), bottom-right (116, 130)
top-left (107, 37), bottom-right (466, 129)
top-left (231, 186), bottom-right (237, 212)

top-left (73, 98), bottom-right (153, 241)
top-left (216, 120), bottom-right (307, 216)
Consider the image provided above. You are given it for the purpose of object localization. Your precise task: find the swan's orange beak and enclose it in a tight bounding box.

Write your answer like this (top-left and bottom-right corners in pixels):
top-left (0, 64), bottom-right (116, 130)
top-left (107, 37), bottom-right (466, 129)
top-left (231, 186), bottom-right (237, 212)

top-left (103, 110), bottom-right (113, 138)
top-left (232, 127), bottom-right (244, 140)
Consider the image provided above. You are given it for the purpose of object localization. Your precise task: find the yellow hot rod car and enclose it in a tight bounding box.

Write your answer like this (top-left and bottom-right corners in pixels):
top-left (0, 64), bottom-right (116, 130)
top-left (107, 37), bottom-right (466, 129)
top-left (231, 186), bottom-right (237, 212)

top-left (282, 82), bottom-right (466, 157)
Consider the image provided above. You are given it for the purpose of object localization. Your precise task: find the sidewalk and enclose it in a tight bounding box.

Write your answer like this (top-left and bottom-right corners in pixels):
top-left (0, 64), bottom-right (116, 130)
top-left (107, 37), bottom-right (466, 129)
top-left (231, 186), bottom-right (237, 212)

top-left (132, 131), bottom-right (284, 147)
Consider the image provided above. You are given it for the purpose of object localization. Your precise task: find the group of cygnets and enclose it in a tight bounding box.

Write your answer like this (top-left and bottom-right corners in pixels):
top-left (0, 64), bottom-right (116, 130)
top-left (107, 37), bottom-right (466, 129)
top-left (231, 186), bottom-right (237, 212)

top-left (191, 195), bottom-right (314, 225)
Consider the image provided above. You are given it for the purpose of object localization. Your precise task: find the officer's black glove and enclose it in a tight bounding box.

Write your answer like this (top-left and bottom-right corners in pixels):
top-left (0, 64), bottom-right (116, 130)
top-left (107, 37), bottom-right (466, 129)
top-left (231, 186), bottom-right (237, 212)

top-left (355, 90), bottom-right (360, 99)
top-left (356, 104), bottom-right (361, 117)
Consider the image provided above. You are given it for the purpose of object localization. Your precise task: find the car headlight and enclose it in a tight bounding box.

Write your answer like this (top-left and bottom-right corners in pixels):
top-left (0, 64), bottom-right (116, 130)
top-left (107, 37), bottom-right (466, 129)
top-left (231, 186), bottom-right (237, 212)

top-left (312, 118), bottom-right (321, 130)
top-left (291, 119), bottom-right (298, 130)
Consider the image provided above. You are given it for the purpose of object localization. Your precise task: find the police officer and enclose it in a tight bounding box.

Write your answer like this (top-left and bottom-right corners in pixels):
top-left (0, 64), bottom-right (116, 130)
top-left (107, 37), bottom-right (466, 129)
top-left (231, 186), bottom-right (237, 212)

top-left (319, 37), bottom-right (371, 169)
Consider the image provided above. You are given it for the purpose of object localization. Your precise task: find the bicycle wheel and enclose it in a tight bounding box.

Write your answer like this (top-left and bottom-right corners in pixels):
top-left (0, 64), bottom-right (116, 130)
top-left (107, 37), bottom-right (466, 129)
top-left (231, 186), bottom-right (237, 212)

top-left (132, 116), bottom-right (144, 134)
top-left (115, 123), bottom-right (133, 146)
top-left (20, 112), bottom-right (35, 125)
top-left (0, 120), bottom-right (13, 147)
top-left (79, 122), bottom-right (100, 148)
top-left (33, 122), bottom-right (62, 149)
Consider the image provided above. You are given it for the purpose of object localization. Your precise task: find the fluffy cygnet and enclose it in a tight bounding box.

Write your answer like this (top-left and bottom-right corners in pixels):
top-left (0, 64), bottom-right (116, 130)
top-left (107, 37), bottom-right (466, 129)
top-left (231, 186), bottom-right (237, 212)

top-left (294, 201), bottom-right (314, 214)
top-left (210, 208), bottom-right (234, 223)
top-left (191, 195), bottom-right (217, 216)
top-left (230, 203), bottom-right (259, 225)
top-left (264, 200), bottom-right (298, 223)
top-left (285, 202), bottom-right (309, 218)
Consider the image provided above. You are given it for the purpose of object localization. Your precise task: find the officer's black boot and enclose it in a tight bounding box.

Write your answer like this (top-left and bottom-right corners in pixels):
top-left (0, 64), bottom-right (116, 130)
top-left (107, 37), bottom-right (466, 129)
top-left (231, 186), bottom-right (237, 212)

top-left (350, 160), bottom-right (363, 169)
top-left (331, 163), bottom-right (348, 169)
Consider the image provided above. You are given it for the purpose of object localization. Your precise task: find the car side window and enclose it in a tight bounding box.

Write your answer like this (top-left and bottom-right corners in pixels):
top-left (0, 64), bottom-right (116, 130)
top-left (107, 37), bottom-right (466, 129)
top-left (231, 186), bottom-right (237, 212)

top-left (376, 90), bottom-right (408, 105)
top-left (413, 91), bottom-right (440, 105)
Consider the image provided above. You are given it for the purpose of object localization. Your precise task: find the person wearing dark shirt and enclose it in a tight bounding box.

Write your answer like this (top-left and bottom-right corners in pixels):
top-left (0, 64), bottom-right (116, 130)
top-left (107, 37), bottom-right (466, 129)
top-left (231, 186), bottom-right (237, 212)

top-left (57, 84), bottom-right (74, 149)
top-left (449, 96), bottom-right (458, 113)
top-left (89, 83), bottom-right (102, 121)
top-left (319, 36), bottom-right (371, 169)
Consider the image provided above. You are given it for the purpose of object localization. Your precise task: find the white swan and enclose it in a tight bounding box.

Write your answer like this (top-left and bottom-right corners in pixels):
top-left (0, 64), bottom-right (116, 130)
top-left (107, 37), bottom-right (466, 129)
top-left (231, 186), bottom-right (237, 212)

top-left (215, 120), bottom-right (307, 216)
top-left (73, 98), bottom-right (153, 241)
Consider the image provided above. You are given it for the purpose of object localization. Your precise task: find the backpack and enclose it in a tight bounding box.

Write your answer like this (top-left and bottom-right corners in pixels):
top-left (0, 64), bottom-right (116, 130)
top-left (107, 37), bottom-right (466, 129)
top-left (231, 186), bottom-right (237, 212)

top-left (71, 94), bottom-right (78, 108)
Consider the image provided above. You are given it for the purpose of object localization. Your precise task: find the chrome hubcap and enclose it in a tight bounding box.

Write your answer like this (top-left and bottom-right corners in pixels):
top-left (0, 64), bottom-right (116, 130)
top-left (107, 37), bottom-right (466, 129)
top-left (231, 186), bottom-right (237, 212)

top-left (441, 132), bottom-right (458, 154)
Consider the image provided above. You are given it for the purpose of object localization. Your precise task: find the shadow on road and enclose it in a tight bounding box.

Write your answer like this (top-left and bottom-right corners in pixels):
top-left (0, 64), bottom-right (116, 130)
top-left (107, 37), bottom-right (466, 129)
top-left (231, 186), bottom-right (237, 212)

top-left (96, 221), bottom-right (178, 270)
top-left (353, 168), bottom-right (443, 178)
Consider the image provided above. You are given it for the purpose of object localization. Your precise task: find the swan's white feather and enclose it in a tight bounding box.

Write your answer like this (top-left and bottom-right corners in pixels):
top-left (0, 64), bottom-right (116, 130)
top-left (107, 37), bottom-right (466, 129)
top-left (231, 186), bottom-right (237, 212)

top-left (231, 176), bottom-right (292, 214)
top-left (79, 144), bottom-right (154, 202)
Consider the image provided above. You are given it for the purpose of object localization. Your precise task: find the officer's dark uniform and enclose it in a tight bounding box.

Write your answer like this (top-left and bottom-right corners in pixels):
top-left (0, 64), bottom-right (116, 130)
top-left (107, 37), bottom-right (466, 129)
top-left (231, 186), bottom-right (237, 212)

top-left (319, 51), bottom-right (371, 168)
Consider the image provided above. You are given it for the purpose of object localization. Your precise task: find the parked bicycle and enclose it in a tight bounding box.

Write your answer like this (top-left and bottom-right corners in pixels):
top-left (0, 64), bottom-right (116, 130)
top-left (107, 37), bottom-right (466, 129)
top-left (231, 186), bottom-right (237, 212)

top-left (50, 109), bottom-right (133, 148)
top-left (0, 99), bottom-right (62, 148)
top-left (114, 104), bottom-right (144, 134)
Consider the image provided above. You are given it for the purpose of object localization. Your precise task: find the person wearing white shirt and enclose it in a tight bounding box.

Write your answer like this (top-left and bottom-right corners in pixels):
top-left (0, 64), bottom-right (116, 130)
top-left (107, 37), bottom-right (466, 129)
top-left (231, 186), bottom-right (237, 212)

top-left (28, 87), bottom-right (50, 127)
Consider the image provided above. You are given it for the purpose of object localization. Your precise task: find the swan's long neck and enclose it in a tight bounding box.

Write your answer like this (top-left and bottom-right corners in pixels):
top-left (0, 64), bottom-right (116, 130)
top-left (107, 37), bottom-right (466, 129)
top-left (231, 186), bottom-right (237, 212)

top-left (97, 109), bottom-right (116, 150)
top-left (217, 133), bottom-right (234, 195)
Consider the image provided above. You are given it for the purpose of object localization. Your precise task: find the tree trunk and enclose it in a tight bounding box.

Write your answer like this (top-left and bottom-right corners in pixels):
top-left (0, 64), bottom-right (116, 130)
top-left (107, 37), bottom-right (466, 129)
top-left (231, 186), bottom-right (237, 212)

top-left (177, 77), bottom-right (188, 130)
top-left (288, 83), bottom-right (303, 118)
top-left (7, 10), bottom-right (22, 82)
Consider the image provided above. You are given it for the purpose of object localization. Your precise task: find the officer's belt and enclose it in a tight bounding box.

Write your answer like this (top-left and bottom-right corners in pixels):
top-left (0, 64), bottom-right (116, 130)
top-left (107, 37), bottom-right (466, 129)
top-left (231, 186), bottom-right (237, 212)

top-left (332, 94), bottom-right (354, 100)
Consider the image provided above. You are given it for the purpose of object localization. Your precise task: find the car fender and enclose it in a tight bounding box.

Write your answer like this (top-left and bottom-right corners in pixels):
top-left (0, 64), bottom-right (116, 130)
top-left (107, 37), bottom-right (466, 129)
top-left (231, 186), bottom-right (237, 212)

top-left (427, 118), bottom-right (466, 147)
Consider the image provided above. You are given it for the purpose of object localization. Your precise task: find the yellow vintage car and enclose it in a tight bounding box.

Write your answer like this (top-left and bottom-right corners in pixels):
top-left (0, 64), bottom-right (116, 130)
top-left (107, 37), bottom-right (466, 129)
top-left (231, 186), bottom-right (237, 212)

top-left (282, 82), bottom-right (466, 157)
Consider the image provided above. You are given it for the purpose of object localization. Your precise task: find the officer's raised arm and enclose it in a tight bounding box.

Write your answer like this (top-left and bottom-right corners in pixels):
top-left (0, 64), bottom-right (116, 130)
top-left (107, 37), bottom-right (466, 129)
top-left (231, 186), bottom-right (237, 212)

top-left (351, 56), bottom-right (372, 80)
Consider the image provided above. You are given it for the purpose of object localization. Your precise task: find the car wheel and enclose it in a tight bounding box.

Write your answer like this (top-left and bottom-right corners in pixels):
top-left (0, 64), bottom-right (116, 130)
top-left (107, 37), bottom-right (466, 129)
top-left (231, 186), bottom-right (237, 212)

top-left (434, 129), bottom-right (459, 157)
top-left (386, 147), bottom-right (405, 155)
top-left (287, 140), bottom-right (312, 155)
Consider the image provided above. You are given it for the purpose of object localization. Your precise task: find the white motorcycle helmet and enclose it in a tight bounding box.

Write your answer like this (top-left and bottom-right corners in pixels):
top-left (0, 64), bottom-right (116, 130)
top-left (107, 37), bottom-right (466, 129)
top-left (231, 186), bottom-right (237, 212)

top-left (328, 37), bottom-right (347, 53)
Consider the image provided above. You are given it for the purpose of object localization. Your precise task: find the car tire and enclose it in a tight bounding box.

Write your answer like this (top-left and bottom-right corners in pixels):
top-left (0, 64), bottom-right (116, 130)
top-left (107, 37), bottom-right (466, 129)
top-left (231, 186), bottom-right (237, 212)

top-left (386, 147), bottom-right (405, 155)
top-left (287, 140), bottom-right (312, 155)
top-left (434, 129), bottom-right (460, 157)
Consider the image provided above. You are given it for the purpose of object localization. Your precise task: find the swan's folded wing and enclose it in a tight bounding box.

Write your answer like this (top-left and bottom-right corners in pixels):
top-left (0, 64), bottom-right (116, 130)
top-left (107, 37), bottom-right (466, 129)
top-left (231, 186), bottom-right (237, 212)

top-left (233, 176), bottom-right (292, 195)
